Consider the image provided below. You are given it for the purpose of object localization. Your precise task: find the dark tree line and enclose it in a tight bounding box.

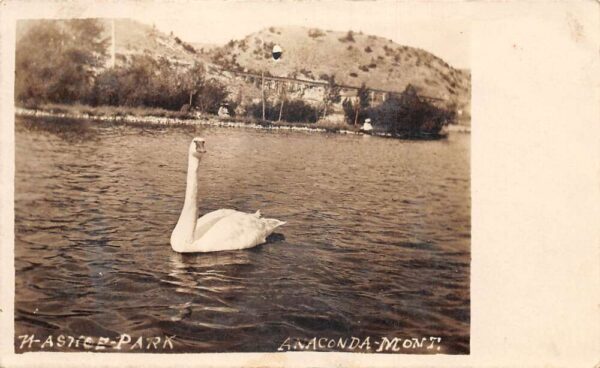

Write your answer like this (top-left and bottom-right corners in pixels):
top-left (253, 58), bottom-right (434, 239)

top-left (90, 57), bottom-right (228, 114)
top-left (15, 19), bottom-right (229, 114)
top-left (247, 99), bottom-right (320, 123)
top-left (16, 20), bottom-right (109, 104)
top-left (343, 84), bottom-right (455, 137)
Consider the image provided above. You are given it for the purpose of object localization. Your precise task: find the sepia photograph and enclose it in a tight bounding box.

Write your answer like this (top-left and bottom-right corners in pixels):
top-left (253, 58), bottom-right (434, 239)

top-left (12, 2), bottom-right (470, 355)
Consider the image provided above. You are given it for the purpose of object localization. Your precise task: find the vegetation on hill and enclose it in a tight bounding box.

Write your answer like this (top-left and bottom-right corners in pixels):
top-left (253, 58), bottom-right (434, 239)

top-left (208, 26), bottom-right (470, 120)
top-left (100, 19), bottom-right (206, 66)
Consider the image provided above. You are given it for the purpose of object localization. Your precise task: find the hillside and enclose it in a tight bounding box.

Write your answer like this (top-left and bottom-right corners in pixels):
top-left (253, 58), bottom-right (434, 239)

top-left (16, 19), bottom-right (204, 67)
top-left (209, 26), bottom-right (470, 119)
top-left (100, 19), bottom-right (213, 67)
top-left (16, 20), bottom-right (470, 124)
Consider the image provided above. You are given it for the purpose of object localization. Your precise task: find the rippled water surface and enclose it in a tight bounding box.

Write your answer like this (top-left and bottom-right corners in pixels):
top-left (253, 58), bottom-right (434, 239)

top-left (15, 117), bottom-right (470, 354)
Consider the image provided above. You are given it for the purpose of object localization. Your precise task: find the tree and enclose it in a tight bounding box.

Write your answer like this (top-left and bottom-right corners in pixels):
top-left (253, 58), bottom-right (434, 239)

top-left (342, 98), bottom-right (355, 124)
top-left (15, 19), bottom-right (109, 105)
top-left (16, 19), bottom-right (233, 114)
top-left (357, 82), bottom-right (371, 110)
top-left (247, 99), bottom-right (319, 123)
top-left (182, 63), bottom-right (207, 106)
top-left (194, 78), bottom-right (229, 114)
top-left (339, 30), bottom-right (355, 42)
top-left (321, 75), bottom-right (341, 118)
top-left (365, 84), bottom-right (455, 137)
top-left (352, 82), bottom-right (370, 125)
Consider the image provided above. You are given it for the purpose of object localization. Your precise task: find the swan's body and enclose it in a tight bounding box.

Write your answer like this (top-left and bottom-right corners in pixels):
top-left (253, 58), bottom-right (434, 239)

top-left (170, 138), bottom-right (285, 253)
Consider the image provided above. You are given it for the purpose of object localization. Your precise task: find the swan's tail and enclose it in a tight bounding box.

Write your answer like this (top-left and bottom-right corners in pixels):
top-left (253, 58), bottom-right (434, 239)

top-left (264, 218), bottom-right (286, 232)
top-left (254, 209), bottom-right (262, 218)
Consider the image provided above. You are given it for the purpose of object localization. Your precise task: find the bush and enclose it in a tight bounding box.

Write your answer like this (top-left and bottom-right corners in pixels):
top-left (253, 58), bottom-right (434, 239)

top-left (308, 29), bottom-right (326, 38)
top-left (89, 57), bottom-right (228, 112)
top-left (247, 99), bottom-right (319, 123)
top-left (339, 30), bottom-right (355, 43)
top-left (366, 85), bottom-right (455, 137)
top-left (342, 98), bottom-right (353, 122)
top-left (299, 69), bottom-right (315, 80)
top-left (194, 79), bottom-right (230, 114)
top-left (15, 19), bottom-right (108, 105)
top-left (342, 98), bottom-right (366, 125)
top-left (182, 43), bottom-right (196, 54)
top-left (321, 76), bottom-right (341, 117)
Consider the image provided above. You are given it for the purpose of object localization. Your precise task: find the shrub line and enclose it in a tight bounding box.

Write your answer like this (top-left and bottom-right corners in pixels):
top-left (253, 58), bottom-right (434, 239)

top-left (14, 105), bottom-right (365, 135)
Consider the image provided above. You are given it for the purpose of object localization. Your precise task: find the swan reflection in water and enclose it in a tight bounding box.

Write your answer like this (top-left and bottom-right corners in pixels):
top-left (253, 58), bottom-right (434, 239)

top-left (167, 251), bottom-right (254, 291)
top-left (165, 251), bottom-right (258, 321)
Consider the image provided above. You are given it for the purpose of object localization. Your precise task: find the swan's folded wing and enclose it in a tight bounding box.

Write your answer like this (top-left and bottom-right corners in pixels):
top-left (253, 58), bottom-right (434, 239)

top-left (191, 212), bottom-right (270, 252)
top-left (193, 209), bottom-right (239, 239)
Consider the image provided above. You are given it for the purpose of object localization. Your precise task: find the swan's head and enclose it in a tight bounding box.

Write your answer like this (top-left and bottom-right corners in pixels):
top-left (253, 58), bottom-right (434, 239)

top-left (189, 137), bottom-right (206, 159)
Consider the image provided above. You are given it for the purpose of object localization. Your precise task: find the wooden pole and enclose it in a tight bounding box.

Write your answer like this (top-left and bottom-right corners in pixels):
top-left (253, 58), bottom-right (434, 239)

top-left (278, 98), bottom-right (284, 122)
top-left (111, 19), bottom-right (116, 68)
top-left (354, 104), bottom-right (359, 126)
top-left (261, 70), bottom-right (266, 120)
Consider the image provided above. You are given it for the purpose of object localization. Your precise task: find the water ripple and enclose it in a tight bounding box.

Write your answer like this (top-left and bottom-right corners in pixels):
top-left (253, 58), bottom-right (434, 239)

top-left (15, 117), bottom-right (470, 353)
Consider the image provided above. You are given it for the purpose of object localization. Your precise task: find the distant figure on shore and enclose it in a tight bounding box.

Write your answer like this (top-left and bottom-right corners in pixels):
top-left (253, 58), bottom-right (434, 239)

top-left (217, 104), bottom-right (230, 117)
top-left (361, 118), bottom-right (373, 132)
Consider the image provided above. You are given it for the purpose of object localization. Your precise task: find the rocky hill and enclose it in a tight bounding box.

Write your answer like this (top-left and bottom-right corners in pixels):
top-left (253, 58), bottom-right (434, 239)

top-left (209, 26), bottom-right (470, 119)
top-left (101, 19), bottom-right (211, 67)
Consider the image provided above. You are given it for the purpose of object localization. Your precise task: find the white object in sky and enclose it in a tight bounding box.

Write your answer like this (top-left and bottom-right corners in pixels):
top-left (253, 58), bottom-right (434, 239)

top-left (170, 138), bottom-right (285, 253)
top-left (272, 44), bottom-right (283, 60)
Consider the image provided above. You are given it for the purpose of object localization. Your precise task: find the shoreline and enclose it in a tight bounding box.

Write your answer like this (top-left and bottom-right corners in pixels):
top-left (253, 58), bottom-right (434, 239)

top-left (15, 107), bottom-right (363, 135)
top-left (15, 105), bottom-right (471, 137)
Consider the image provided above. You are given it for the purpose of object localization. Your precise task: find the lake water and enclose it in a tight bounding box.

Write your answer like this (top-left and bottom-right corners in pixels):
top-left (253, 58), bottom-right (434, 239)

top-left (14, 116), bottom-right (470, 354)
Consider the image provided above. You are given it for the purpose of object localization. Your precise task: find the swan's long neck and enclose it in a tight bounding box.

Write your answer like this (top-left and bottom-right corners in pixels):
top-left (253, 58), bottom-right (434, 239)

top-left (174, 154), bottom-right (200, 243)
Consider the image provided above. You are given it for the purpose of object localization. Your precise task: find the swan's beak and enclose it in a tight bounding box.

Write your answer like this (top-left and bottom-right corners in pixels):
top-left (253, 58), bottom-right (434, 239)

top-left (194, 140), bottom-right (206, 153)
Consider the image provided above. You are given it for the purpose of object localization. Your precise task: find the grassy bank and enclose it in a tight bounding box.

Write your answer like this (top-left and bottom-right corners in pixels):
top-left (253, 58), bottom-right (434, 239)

top-left (16, 103), bottom-right (364, 134)
top-left (16, 103), bottom-right (470, 137)
top-left (25, 103), bottom-right (197, 120)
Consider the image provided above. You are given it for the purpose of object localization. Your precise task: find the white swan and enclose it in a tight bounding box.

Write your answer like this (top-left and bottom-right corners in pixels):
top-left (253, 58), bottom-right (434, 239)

top-left (170, 137), bottom-right (285, 253)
